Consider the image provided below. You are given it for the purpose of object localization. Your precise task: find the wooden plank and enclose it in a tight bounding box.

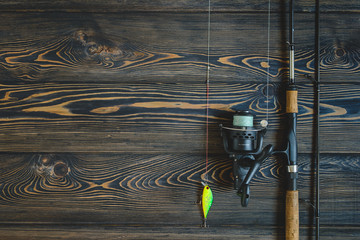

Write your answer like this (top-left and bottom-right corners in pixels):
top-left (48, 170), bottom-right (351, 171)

top-left (0, 153), bottom-right (358, 226)
top-left (0, 82), bottom-right (358, 153)
top-left (0, 2), bottom-right (358, 239)
top-left (0, 0), bottom-right (359, 13)
top-left (0, 225), bottom-right (359, 240)
top-left (0, 12), bottom-right (359, 83)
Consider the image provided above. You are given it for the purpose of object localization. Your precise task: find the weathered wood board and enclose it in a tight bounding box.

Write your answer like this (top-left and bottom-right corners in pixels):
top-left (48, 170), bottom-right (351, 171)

top-left (0, 12), bottom-right (359, 83)
top-left (0, 0), bottom-right (359, 239)
top-left (0, 225), bottom-right (359, 240)
top-left (0, 0), bottom-right (359, 12)
top-left (0, 82), bottom-right (359, 153)
top-left (0, 153), bottom-right (359, 227)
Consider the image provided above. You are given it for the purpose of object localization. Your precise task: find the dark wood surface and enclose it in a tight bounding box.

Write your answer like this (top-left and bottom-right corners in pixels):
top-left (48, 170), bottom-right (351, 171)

top-left (0, 12), bottom-right (359, 83)
top-left (0, 1), bottom-right (359, 239)
top-left (0, 152), bottom-right (359, 239)
top-left (0, 153), bottom-right (358, 226)
top-left (0, 225), bottom-right (359, 240)
top-left (0, 82), bottom-right (358, 153)
top-left (0, 0), bottom-right (359, 12)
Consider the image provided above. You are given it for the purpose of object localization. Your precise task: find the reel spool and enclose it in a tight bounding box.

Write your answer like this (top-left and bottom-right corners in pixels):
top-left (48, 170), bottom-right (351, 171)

top-left (220, 111), bottom-right (273, 207)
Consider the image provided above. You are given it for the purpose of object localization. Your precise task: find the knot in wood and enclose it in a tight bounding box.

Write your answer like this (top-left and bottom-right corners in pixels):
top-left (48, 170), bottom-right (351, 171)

top-left (53, 162), bottom-right (69, 178)
top-left (335, 48), bottom-right (345, 57)
top-left (74, 30), bottom-right (88, 45)
top-left (260, 61), bottom-right (270, 68)
top-left (40, 156), bottom-right (51, 165)
top-left (262, 84), bottom-right (274, 98)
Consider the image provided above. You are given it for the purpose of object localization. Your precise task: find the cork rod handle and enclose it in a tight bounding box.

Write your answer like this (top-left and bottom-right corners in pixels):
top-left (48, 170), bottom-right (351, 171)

top-left (286, 90), bottom-right (298, 114)
top-left (286, 190), bottom-right (299, 240)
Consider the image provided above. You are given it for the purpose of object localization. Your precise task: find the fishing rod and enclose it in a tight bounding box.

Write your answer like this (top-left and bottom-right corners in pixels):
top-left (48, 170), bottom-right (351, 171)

top-left (308, 0), bottom-right (321, 238)
top-left (305, 0), bottom-right (321, 238)
top-left (219, 1), bottom-right (300, 238)
top-left (277, 0), bottom-right (300, 238)
top-left (221, 0), bottom-right (299, 238)
top-left (315, 1), bottom-right (321, 238)
top-left (253, 0), bottom-right (300, 237)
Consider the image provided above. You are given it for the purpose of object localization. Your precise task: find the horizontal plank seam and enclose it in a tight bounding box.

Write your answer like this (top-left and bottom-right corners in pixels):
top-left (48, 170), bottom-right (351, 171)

top-left (0, 9), bottom-right (358, 14)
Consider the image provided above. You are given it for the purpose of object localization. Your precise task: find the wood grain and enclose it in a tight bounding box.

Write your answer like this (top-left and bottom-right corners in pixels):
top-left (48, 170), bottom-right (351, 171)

top-left (0, 83), bottom-right (358, 153)
top-left (0, 13), bottom-right (359, 83)
top-left (0, 1), bottom-right (359, 238)
top-left (0, 225), bottom-right (359, 240)
top-left (0, 0), bottom-right (359, 13)
top-left (0, 153), bottom-right (358, 227)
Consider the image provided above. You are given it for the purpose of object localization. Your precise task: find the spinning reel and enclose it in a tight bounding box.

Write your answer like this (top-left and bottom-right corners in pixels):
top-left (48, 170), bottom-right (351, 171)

top-left (220, 111), bottom-right (273, 207)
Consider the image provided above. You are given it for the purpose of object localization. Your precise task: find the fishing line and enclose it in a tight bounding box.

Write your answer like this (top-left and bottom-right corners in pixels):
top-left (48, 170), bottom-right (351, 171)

top-left (266, 0), bottom-right (271, 124)
top-left (205, 0), bottom-right (211, 184)
top-left (199, 0), bottom-right (214, 228)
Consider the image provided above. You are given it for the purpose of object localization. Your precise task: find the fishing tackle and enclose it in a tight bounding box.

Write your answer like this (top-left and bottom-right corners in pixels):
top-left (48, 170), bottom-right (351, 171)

top-left (219, 0), bottom-right (300, 238)
top-left (201, 182), bottom-right (213, 227)
top-left (217, 0), bottom-right (325, 239)
top-left (218, 0), bottom-right (274, 208)
top-left (315, 0), bottom-right (320, 240)
top-left (315, 1), bottom-right (321, 238)
top-left (279, 1), bottom-right (321, 239)
top-left (281, 0), bottom-right (300, 238)
top-left (198, 0), bottom-right (213, 228)
top-left (306, 0), bottom-right (321, 238)
top-left (220, 111), bottom-right (273, 207)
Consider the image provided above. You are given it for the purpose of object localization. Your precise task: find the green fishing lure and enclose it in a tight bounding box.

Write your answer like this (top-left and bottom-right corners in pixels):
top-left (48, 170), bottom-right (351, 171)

top-left (202, 183), bottom-right (213, 227)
